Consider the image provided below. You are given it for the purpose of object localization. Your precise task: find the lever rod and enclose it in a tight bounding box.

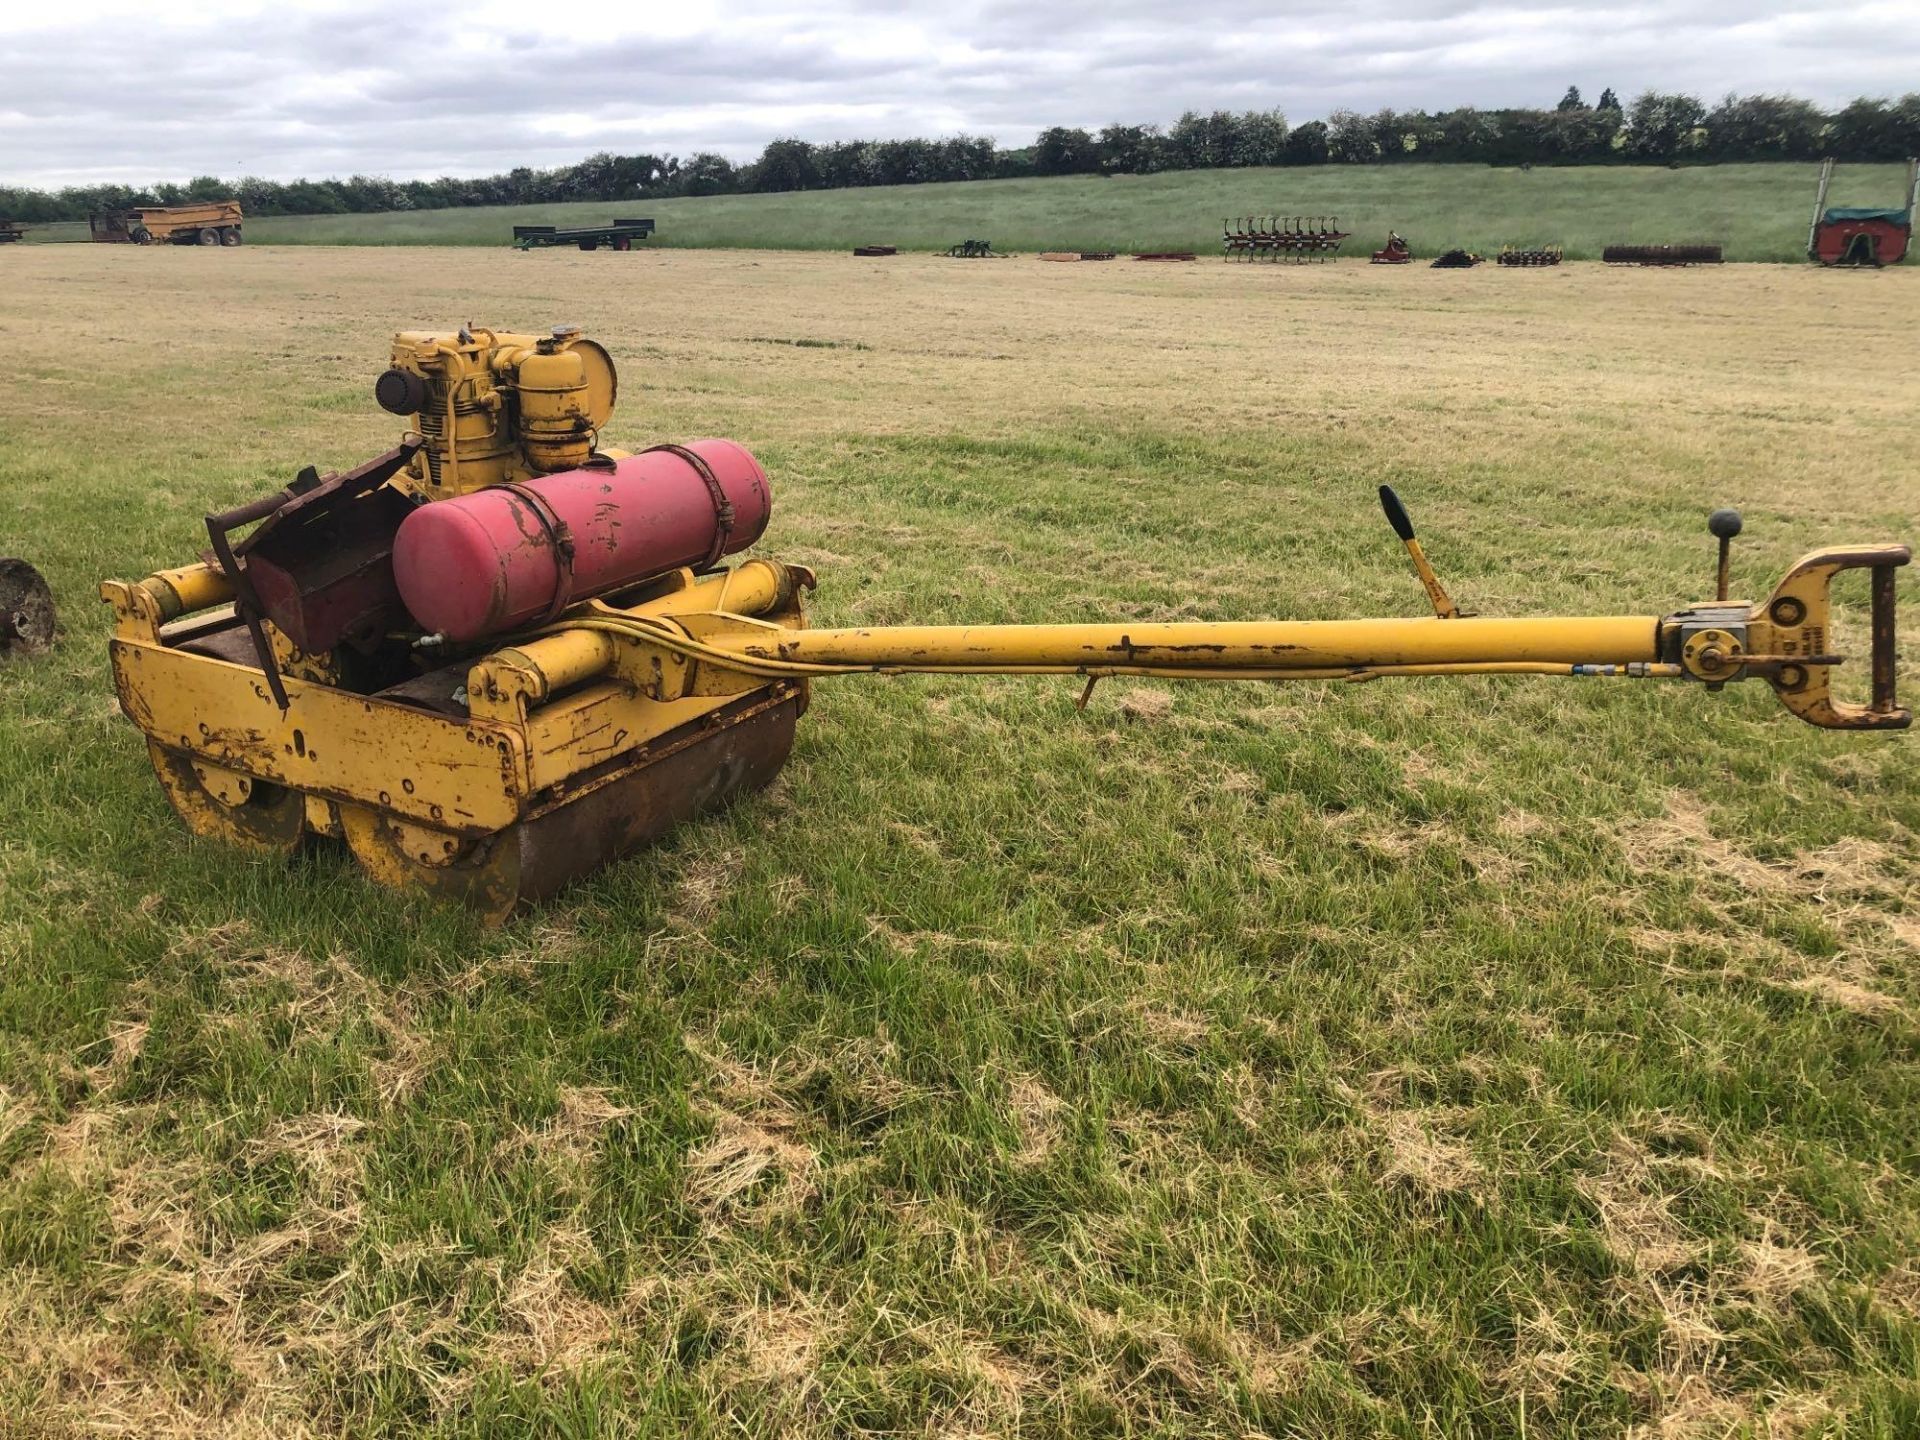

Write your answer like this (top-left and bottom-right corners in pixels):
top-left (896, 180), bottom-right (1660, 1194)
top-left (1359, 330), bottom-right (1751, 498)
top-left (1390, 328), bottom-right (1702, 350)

top-left (718, 614), bottom-right (1656, 673)
top-left (1710, 508), bottom-right (1743, 601)
top-left (1379, 485), bottom-right (1461, 619)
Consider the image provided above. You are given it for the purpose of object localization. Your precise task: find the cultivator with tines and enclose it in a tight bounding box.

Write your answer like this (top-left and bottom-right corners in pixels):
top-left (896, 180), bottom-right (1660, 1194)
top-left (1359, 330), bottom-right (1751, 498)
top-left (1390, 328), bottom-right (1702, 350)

top-left (1497, 245), bottom-right (1562, 267)
top-left (102, 325), bottom-right (1913, 922)
top-left (1223, 216), bottom-right (1349, 261)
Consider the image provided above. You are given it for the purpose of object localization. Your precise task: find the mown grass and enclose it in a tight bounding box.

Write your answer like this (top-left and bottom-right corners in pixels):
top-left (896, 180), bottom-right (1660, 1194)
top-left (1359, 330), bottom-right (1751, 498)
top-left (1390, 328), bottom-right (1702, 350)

top-left (0, 246), bottom-right (1917, 1437)
top-left (22, 161), bottom-right (1920, 262)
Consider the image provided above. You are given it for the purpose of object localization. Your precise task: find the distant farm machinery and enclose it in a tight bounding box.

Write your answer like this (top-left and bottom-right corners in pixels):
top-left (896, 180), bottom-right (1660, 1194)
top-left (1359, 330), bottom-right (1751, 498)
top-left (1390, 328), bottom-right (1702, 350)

top-left (1497, 245), bottom-right (1562, 267)
top-left (1223, 216), bottom-right (1349, 261)
top-left (1370, 232), bottom-right (1413, 264)
top-left (1603, 244), bottom-right (1723, 267)
top-left (513, 219), bottom-right (654, 252)
top-left (1372, 237), bottom-right (1559, 267)
top-left (947, 239), bottom-right (998, 258)
top-left (90, 200), bottom-right (243, 247)
top-left (1808, 157), bottom-right (1917, 267)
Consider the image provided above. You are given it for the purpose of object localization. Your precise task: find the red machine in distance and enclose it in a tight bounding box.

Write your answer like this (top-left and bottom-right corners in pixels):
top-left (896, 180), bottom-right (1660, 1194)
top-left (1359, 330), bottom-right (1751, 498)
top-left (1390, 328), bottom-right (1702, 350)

top-left (1371, 232), bottom-right (1413, 264)
top-left (1808, 158), bottom-right (1918, 267)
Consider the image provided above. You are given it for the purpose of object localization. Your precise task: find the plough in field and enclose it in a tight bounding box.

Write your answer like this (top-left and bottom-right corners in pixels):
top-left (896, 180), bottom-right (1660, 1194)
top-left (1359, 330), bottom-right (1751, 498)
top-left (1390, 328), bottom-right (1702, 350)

top-left (1223, 216), bottom-right (1349, 261)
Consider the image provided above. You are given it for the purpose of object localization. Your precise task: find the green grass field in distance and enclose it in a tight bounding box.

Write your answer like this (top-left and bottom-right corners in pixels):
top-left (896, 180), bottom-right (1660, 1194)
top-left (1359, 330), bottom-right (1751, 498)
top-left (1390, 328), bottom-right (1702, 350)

top-left (21, 161), bottom-right (1919, 262)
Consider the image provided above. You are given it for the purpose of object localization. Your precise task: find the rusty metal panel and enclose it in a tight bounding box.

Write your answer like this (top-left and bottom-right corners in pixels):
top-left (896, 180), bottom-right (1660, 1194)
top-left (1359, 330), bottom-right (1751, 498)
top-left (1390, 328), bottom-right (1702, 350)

top-left (518, 681), bottom-right (753, 791)
top-left (337, 687), bottom-right (800, 923)
top-left (513, 689), bottom-right (799, 908)
top-left (110, 639), bottom-right (526, 834)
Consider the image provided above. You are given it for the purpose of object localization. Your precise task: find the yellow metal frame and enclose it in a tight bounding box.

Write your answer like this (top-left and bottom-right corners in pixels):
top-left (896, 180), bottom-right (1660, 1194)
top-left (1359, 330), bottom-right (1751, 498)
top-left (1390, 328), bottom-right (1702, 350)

top-left (100, 534), bottom-right (1907, 924)
top-left (101, 560), bottom-right (811, 850)
top-left (102, 538), bottom-right (1909, 856)
top-left (1698, 544), bottom-right (1911, 730)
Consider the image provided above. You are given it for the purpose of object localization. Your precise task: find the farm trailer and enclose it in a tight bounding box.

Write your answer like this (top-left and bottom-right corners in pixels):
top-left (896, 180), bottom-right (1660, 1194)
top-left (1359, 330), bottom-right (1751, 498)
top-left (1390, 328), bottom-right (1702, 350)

top-left (513, 219), bottom-right (655, 251)
top-left (90, 201), bottom-right (243, 246)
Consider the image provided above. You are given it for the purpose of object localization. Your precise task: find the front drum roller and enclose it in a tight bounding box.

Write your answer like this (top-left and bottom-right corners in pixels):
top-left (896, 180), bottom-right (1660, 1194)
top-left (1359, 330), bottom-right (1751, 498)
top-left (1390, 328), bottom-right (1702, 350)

top-left (340, 807), bottom-right (525, 922)
top-left (340, 689), bottom-right (803, 924)
top-left (147, 741), bottom-right (306, 854)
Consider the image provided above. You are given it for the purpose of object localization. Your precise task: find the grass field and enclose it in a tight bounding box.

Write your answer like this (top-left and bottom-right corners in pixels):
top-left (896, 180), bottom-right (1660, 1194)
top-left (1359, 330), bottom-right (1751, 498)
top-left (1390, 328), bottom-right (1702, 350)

top-left (1, 245), bottom-right (1918, 1437)
top-left (21, 161), bottom-right (1920, 262)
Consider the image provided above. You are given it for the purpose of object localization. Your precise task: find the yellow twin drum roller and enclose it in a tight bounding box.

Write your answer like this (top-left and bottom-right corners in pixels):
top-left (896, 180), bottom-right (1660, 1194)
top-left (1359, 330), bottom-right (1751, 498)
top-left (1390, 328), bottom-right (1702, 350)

top-left (101, 325), bottom-right (1910, 922)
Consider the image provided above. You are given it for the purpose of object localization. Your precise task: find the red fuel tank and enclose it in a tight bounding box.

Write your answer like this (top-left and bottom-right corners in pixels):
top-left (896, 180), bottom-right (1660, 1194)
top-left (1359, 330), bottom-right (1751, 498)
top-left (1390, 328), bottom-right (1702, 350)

top-left (392, 440), bottom-right (771, 642)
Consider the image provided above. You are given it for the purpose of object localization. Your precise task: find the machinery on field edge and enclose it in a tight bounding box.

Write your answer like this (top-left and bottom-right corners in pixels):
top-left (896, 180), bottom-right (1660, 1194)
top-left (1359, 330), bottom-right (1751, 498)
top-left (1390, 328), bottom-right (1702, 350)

top-left (1224, 217), bottom-right (1349, 261)
top-left (102, 325), bottom-right (1912, 923)
top-left (1807, 157), bottom-right (1918, 267)
top-left (89, 200), bottom-right (244, 247)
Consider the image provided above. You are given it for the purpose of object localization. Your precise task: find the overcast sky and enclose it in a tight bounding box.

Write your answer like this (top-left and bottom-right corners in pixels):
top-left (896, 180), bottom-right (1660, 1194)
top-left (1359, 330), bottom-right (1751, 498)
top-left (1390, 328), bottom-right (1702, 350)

top-left (1, 0), bottom-right (1914, 188)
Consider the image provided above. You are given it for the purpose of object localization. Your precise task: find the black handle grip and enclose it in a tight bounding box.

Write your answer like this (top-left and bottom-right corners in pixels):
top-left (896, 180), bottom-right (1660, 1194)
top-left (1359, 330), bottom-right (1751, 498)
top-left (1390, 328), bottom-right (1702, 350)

top-left (1378, 485), bottom-right (1415, 542)
top-left (1872, 563), bottom-right (1899, 717)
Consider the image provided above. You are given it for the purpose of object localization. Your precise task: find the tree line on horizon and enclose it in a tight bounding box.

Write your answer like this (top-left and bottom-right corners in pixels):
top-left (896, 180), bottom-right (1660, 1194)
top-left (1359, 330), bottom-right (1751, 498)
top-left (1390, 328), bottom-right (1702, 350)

top-left (4, 88), bottom-right (1918, 224)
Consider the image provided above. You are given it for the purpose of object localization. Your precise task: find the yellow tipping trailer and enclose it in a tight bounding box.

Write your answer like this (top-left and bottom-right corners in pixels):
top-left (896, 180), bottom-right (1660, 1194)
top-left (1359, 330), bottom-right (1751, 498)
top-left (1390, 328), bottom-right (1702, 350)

top-left (101, 324), bottom-right (1911, 922)
top-left (90, 200), bottom-right (243, 246)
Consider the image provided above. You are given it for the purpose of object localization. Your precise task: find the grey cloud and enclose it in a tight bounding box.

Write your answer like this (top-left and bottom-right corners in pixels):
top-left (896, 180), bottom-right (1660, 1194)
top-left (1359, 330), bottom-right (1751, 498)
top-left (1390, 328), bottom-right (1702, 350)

top-left (0, 0), bottom-right (1913, 186)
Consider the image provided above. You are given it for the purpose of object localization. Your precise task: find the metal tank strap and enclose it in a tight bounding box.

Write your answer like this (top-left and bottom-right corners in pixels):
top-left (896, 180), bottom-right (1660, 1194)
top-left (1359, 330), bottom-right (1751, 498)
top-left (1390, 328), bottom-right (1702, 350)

top-left (495, 481), bottom-right (577, 624)
top-left (643, 443), bottom-right (736, 570)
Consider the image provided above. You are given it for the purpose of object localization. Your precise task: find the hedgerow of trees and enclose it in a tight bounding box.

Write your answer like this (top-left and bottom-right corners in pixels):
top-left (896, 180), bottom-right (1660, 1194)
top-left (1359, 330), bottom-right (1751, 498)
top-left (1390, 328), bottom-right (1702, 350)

top-left (4, 89), bottom-right (1916, 223)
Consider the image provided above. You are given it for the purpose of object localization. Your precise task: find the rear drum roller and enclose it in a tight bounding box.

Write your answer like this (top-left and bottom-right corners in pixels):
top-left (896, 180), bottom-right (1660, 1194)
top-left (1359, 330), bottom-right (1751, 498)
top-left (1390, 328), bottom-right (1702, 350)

top-left (0, 558), bottom-right (56, 658)
top-left (339, 691), bottom-right (801, 922)
top-left (340, 806), bottom-right (525, 925)
top-left (147, 742), bottom-right (306, 854)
